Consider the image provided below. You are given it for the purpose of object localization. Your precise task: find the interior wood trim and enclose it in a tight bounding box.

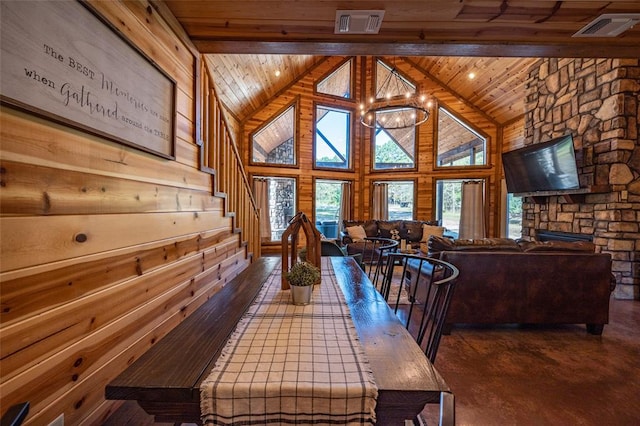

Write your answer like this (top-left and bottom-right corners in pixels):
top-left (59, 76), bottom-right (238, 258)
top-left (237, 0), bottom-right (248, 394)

top-left (192, 40), bottom-right (640, 59)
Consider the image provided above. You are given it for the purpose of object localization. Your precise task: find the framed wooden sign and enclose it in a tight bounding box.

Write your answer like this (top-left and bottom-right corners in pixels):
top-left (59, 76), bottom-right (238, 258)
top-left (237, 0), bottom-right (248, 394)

top-left (0, 0), bottom-right (176, 159)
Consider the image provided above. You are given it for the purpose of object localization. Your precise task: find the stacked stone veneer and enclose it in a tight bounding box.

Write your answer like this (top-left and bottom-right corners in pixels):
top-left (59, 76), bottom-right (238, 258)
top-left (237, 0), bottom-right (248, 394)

top-left (269, 178), bottom-right (295, 241)
top-left (265, 138), bottom-right (295, 164)
top-left (523, 58), bottom-right (639, 299)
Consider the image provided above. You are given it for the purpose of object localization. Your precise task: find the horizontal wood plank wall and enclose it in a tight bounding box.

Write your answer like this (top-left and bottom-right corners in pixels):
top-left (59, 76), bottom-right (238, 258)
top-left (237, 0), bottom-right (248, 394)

top-left (0, 1), bottom-right (254, 424)
top-left (242, 55), bottom-right (501, 247)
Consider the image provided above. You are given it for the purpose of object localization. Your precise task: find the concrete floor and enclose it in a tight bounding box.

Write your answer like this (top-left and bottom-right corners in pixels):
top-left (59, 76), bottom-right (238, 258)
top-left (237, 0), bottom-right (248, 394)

top-left (421, 297), bottom-right (640, 426)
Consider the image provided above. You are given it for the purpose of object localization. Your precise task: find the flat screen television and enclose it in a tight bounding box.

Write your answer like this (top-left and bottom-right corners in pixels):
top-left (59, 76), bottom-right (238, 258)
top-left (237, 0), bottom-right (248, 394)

top-left (502, 134), bottom-right (580, 194)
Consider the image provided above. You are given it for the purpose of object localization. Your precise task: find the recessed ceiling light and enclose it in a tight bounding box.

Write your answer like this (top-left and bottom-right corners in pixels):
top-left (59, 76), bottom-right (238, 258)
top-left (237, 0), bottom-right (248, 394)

top-left (468, 72), bottom-right (476, 80)
top-left (274, 70), bottom-right (281, 77)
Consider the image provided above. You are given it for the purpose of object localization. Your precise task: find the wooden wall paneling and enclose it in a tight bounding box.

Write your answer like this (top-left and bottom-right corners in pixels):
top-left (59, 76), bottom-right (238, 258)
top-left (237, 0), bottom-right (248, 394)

top-left (502, 116), bottom-right (526, 151)
top-left (87, 0), bottom-right (195, 90)
top-left (0, 228), bottom-right (233, 328)
top-left (1, 240), bottom-right (247, 423)
top-left (1, 254), bottom-right (203, 374)
top-left (0, 211), bottom-right (232, 271)
top-left (0, 1), bottom-right (260, 424)
top-left (0, 108), bottom-right (211, 193)
top-left (0, 160), bottom-right (222, 216)
top-left (17, 251), bottom-right (246, 425)
top-left (176, 136), bottom-right (203, 171)
top-left (202, 236), bottom-right (245, 271)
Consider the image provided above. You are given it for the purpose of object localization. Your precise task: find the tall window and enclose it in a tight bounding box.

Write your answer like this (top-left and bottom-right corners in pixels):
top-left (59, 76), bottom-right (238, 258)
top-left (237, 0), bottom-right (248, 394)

top-left (373, 180), bottom-right (415, 220)
top-left (436, 107), bottom-right (486, 167)
top-left (506, 193), bottom-right (523, 239)
top-left (252, 176), bottom-right (296, 242)
top-left (315, 105), bottom-right (351, 169)
top-left (372, 60), bottom-right (416, 170)
top-left (435, 179), bottom-right (486, 238)
top-left (314, 180), bottom-right (345, 239)
top-left (251, 104), bottom-right (296, 166)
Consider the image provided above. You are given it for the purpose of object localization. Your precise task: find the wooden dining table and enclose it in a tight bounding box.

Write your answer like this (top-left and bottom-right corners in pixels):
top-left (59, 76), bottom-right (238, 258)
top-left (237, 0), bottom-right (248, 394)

top-left (106, 256), bottom-right (451, 425)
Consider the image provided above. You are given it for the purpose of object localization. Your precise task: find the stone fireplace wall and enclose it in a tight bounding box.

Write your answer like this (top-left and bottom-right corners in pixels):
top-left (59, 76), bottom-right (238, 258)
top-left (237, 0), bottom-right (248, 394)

top-left (522, 58), bottom-right (639, 299)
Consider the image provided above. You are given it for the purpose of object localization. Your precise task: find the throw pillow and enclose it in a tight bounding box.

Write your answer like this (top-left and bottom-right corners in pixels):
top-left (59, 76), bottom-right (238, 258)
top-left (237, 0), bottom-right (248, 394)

top-left (345, 225), bottom-right (367, 242)
top-left (401, 221), bottom-right (423, 241)
top-left (378, 220), bottom-right (403, 239)
top-left (421, 224), bottom-right (445, 243)
top-left (390, 228), bottom-right (400, 240)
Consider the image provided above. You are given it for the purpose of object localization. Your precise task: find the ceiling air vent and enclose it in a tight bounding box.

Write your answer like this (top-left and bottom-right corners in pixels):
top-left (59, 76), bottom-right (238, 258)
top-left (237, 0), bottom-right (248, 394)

top-left (573, 13), bottom-right (640, 37)
top-left (334, 10), bottom-right (385, 34)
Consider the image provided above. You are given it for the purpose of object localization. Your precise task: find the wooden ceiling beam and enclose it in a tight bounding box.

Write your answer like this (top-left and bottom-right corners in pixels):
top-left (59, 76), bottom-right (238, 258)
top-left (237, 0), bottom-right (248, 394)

top-left (193, 40), bottom-right (640, 59)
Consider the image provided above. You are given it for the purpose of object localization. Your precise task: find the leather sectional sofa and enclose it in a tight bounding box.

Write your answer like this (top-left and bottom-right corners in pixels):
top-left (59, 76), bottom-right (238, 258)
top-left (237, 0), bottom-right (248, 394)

top-left (341, 219), bottom-right (442, 248)
top-left (406, 236), bottom-right (616, 335)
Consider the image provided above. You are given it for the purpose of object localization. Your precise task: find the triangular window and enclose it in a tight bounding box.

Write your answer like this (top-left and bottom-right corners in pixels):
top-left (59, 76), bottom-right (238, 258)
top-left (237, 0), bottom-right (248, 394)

top-left (316, 59), bottom-right (353, 99)
top-left (251, 103), bottom-right (296, 165)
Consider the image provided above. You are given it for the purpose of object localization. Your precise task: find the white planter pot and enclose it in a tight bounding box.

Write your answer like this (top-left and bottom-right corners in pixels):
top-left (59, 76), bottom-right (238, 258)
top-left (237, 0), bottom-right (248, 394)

top-left (290, 284), bottom-right (312, 305)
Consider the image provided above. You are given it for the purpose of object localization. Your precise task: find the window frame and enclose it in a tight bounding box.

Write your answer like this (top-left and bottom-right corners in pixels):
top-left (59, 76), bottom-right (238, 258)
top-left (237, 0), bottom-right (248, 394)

top-left (370, 58), bottom-right (419, 172)
top-left (371, 178), bottom-right (417, 221)
top-left (433, 177), bottom-right (488, 238)
top-left (314, 57), bottom-right (356, 101)
top-left (249, 99), bottom-right (300, 168)
top-left (434, 106), bottom-right (491, 170)
top-left (250, 174), bottom-right (298, 244)
top-left (312, 178), bottom-right (353, 238)
top-left (313, 102), bottom-right (354, 171)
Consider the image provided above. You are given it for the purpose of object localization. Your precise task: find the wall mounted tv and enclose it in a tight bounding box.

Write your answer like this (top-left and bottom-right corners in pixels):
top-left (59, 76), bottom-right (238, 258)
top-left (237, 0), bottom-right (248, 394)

top-left (502, 134), bottom-right (580, 195)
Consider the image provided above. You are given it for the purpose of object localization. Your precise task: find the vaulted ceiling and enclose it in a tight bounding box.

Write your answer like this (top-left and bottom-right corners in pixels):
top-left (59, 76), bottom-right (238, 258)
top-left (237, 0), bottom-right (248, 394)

top-left (161, 0), bottom-right (640, 125)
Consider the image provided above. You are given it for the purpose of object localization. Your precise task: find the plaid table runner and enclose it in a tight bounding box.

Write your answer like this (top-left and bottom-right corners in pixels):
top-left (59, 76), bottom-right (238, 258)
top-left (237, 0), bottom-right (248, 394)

top-left (200, 257), bottom-right (378, 425)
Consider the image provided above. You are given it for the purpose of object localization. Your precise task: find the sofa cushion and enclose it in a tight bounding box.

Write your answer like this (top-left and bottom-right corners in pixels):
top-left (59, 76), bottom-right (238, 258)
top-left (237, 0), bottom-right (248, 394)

top-left (399, 221), bottom-right (424, 242)
top-left (420, 224), bottom-right (445, 243)
top-left (343, 220), bottom-right (378, 237)
top-left (345, 225), bottom-right (367, 242)
top-left (378, 220), bottom-right (403, 240)
top-left (518, 240), bottom-right (596, 253)
top-left (428, 235), bottom-right (521, 255)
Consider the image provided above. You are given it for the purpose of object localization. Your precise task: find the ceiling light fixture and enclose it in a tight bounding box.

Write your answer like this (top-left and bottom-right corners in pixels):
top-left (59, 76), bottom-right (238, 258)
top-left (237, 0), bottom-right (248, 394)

top-left (359, 61), bottom-right (431, 130)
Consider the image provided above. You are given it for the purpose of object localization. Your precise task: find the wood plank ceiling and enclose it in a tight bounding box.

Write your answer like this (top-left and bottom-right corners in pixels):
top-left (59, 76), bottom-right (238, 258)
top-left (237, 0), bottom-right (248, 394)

top-left (162, 0), bottom-right (640, 125)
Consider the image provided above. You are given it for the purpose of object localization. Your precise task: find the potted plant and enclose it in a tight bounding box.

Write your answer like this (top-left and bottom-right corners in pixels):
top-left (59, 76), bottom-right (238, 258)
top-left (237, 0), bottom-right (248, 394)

top-left (285, 261), bottom-right (320, 305)
top-left (298, 246), bottom-right (307, 262)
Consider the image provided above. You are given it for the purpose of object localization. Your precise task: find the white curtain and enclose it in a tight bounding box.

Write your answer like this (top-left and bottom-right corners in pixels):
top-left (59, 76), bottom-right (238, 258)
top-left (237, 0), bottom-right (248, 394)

top-left (459, 180), bottom-right (486, 239)
top-left (254, 179), bottom-right (272, 242)
top-left (338, 182), bottom-right (351, 234)
top-left (372, 182), bottom-right (389, 220)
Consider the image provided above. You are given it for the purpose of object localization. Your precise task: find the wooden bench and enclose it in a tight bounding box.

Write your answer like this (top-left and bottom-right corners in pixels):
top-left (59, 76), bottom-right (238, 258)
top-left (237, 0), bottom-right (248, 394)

top-left (106, 256), bottom-right (453, 425)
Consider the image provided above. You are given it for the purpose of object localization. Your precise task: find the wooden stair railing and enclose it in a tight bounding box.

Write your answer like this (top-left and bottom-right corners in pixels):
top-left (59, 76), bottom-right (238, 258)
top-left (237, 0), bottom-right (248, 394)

top-left (198, 59), bottom-right (261, 259)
